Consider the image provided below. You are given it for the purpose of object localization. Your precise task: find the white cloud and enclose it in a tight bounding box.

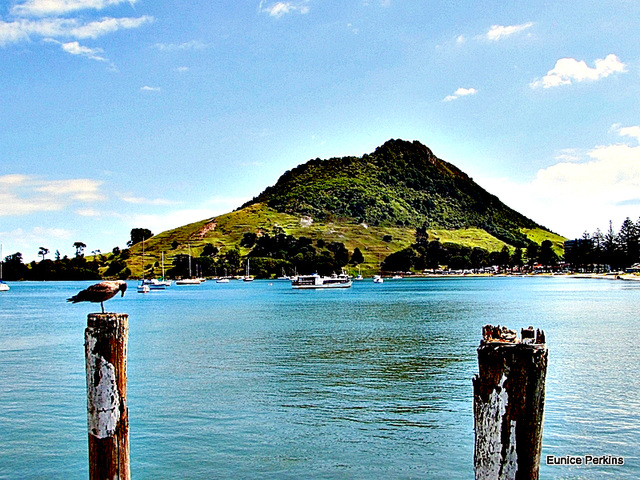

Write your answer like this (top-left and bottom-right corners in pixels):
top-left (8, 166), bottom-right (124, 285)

top-left (35, 178), bottom-right (104, 201)
top-left (0, 15), bottom-right (153, 46)
top-left (475, 126), bottom-right (640, 238)
top-left (530, 54), bottom-right (626, 89)
top-left (0, 175), bottom-right (105, 216)
top-left (443, 87), bottom-right (478, 102)
top-left (153, 40), bottom-right (208, 51)
top-left (258, 1), bottom-right (310, 17)
top-left (11, 0), bottom-right (138, 17)
top-left (140, 85), bottom-right (160, 92)
top-left (486, 22), bottom-right (533, 41)
top-left (615, 124), bottom-right (640, 143)
top-left (118, 194), bottom-right (176, 205)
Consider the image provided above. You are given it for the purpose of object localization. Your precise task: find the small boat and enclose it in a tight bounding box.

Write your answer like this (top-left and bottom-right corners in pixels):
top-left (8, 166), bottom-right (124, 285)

top-left (291, 273), bottom-right (352, 289)
top-left (392, 275), bottom-right (403, 279)
top-left (373, 275), bottom-right (384, 283)
top-left (243, 258), bottom-right (254, 282)
top-left (138, 240), bottom-right (150, 293)
top-left (0, 244), bottom-right (8, 292)
top-left (354, 265), bottom-right (364, 281)
top-left (277, 267), bottom-right (290, 280)
top-left (143, 278), bottom-right (169, 289)
top-left (176, 245), bottom-right (201, 285)
top-left (216, 277), bottom-right (230, 284)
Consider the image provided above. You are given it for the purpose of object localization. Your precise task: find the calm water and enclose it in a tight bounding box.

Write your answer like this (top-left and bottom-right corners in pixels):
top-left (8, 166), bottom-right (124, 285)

top-left (0, 277), bottom-right (638, 479)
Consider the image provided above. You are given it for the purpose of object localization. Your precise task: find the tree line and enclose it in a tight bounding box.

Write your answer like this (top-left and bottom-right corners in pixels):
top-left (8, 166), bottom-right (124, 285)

top-left (380, 227), bottom-right (558, 273)
top-left (5, 218), bottom-right (640, 281)
top-left (564, 218), bottom-right (640, 272)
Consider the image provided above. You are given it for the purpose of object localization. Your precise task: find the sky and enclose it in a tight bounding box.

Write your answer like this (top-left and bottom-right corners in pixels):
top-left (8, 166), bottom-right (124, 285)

top-left (2, 0), bottom-right (640, 261)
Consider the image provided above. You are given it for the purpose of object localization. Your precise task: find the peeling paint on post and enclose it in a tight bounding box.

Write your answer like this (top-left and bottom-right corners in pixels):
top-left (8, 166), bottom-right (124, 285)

top-left (85, 313), bottom-right (130, 480)
top-left (473, 325), bottom-right (548, 480)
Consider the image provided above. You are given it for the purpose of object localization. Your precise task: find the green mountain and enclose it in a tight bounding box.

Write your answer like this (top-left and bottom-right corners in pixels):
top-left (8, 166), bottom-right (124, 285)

top-left (119, 139), bottom-right (564, 278)
top-left (243, 139), bottom-right (547, 247)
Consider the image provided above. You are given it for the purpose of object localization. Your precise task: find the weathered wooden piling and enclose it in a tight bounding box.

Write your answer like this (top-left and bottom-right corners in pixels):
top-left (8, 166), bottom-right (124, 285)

top-left (473, 325), bottom-right (548, 480)
top-left (85, 313), bottom-right (130, 480)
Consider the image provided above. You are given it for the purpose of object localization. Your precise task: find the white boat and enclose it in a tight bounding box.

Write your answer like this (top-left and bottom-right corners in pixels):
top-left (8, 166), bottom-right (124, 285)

top-left (243, 258), bottom-right (254, 282)
top-left (138, 240), bottom-right (150, 293)
top-left (354, 266), bottom-right (364, 281)
top-left (392, 275), bottom-right (403, 279)
top-left (176, 245), bottom-right (201, 285)
top-left (277, 267), bottom-right (290, 280)
top-left (373, 275), bottom-right (384, 283)
top-left (291, 273), bottom-right (352, 289)
top-left (143, 278), bottom-right (169, 289)
top-left (0, 244), bottom-right (8, 291)
top-left (216, 277), bottom-right (230, 284)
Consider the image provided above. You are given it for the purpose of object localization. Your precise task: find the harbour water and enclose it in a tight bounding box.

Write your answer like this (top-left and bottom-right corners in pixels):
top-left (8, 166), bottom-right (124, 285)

top-left (0, 277), bottom-right (638, 479)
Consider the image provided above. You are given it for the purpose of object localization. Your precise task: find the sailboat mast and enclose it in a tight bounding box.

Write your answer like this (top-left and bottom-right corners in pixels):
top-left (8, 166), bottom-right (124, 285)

top-left (188, 244), bottom-right (192, 278)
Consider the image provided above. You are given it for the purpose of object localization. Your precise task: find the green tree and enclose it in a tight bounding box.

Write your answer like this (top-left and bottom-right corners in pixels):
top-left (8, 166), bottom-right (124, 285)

top-left (498, 245), bottom-right (511, 271)
top-left (127, 228), bottom-right (153, 247)
top-left (240, 232), bottom-right (257, 248)
top-left (538, 240), bottom-right (558, 270)
top-left (201, 243), bottom-right (219, 257)
top-left (510, 247), bottom-right (524, 271)
top-left (73, 242), bottom-right (86, 258)
top-left (350, 247), bottom-right (365, 265)
top-left (381, 248), bottom-right (416, 272)
top-left (38, 247), bottom-right (49, 261)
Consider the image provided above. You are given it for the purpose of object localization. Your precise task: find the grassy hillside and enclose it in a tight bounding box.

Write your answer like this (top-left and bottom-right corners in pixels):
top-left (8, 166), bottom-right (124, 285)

top-left (121, 203), bottom-right (564, 278)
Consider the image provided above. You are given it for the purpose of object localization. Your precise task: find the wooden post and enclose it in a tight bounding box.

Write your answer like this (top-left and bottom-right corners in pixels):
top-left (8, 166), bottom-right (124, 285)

top-left (473, 325), bottom-right (548, 480)
top-left (85, 313), bottom-right (130, 480)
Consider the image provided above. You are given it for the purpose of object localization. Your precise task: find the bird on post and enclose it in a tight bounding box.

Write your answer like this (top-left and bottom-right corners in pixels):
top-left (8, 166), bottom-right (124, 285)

top-left (67, 281), bottom-right (127, 313)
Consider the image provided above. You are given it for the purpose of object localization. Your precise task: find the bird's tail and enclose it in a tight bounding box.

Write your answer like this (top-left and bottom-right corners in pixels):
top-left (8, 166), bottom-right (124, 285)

top-left (67, 296), bottom-right (78, 303)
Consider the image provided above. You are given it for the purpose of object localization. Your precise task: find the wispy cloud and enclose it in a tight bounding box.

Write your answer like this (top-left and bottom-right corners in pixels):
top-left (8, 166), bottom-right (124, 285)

top-left (485, 22), bottom-right (533, 41)
top-left (140, 85), bottom-right (160, 92)
top-left (530, 54), bottom-right (626, 89)
top-left (0, 175), bottom-right (104, 216)
top-left (443, 87), bottom-right (477, 102)
top-left (153, 40), bottom-right (209, 51)
top-left (11, 0), bottom-right (139, 17)
top-left (118, 194), bottom-right (176, 205)
top-left (0, 16), bottom-right (153, 46)
top-left (1, 0), bottom-right (152, 67)
top-left (258, 1), bottom-right (310, 18)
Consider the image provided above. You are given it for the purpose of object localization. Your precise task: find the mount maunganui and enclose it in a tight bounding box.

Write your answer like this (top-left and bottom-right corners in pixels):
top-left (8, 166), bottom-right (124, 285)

top-left (124, 139), bottom-right (564, 276)
top-left (242, 139), bottom-right (548, 247)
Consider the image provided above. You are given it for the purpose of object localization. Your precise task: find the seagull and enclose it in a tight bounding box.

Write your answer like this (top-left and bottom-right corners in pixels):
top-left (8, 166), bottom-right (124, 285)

top-left (67, 281), bottom-right (127, 313)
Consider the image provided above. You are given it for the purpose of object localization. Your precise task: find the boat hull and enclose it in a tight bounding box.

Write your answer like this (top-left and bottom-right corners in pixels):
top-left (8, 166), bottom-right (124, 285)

top-left (291, 274), bottom-right (352, 289)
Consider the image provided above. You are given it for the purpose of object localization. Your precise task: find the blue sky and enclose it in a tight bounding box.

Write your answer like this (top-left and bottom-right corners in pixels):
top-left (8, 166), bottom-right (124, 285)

top-left (2, 0), bottom-right (640, 261)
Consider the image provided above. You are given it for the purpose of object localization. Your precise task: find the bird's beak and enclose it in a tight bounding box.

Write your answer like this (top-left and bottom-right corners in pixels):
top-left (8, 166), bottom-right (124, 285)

top-left (121, 284), bottom-right (127, 296)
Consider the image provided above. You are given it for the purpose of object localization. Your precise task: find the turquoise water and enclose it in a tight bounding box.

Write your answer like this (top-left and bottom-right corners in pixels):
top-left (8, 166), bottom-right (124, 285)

top-left (0, 277), bottom-right (638, 479)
